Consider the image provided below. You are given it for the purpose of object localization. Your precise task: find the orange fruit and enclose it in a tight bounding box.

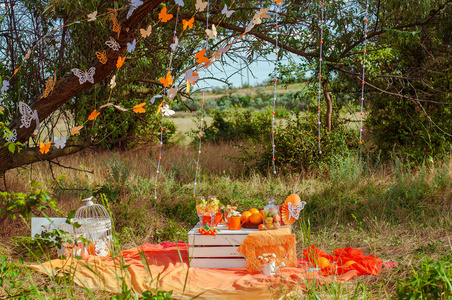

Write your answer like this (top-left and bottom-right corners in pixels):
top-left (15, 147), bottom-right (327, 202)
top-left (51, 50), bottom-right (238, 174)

top-left (249, 208), bottom-right (259, 214)
top-left (249, 212), bottom-right (263, 224)
top-left (258, 224), bottom-right (266, 231)
top-left (259, 210), bottom-right (265, 218)
top-left (241, 211), bottom-right (252, 223)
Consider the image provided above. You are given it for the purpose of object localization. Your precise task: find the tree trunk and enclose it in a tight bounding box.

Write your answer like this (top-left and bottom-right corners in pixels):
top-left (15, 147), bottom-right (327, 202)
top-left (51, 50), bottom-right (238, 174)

top-left (322, 81), bottom-right (332, 132)
top-left (0, 0), bottom-right (164, 176)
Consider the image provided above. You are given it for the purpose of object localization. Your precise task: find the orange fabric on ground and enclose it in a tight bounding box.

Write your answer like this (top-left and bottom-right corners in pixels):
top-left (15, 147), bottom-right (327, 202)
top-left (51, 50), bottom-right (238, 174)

top-left (29, 242), bottom-right (385, 299)
top-left (237, 226), bottom-right (297, 272)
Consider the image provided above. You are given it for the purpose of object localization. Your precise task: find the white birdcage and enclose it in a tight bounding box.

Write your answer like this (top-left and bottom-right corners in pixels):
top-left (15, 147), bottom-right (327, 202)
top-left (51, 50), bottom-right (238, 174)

top-left (58, 196), bottom-right (113, 257)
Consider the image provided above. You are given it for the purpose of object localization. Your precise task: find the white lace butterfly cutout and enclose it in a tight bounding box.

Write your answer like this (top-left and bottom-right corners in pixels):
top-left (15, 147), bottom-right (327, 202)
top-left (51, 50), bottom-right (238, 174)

top-left (4, 129), bottom-right (17, 143)
top-left (287, 201), bottom-right (306, 221)
top-left (94, 240), bottom-right (110, 257)
top-left (127, 0), bottom-right (143, 19)
top-left (161, 104), bottom-right (175, 117)
top-left (54, 136), bottom-right (67, 149)
top-left (19, 101), bottom-right (40, 131)
top-left (72, 67), bottom-right (96, 85)
top-left (221, 4), bottom-right (235, 18)
top-left (105, 37), bottom-right (121, 51)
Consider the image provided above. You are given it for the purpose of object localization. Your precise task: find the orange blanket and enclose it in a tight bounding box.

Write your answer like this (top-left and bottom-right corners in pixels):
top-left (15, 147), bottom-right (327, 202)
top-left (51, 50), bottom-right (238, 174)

top-left (28, 242), bottom-right (388, 299)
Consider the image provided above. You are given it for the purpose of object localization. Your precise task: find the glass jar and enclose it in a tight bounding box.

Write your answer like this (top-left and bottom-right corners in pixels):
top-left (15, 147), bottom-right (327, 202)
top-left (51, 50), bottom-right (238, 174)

top-left (263, 198), bottom-right (281, 229)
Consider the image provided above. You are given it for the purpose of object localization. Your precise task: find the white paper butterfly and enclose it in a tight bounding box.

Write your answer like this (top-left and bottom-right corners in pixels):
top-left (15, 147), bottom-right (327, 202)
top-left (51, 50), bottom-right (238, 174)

top-left (127, 0), bottom-right (143, 19)
top-left (205, 24), bottom-right (217, 39)
top-left (19, 101), bottom-right (40, 131)
top-left (245, 21), bottom-right (255, 33)
top-left (105, 37), bottom-right (121, 51)
top-left (161, 104), bottom-right (175, 117)
top-left (72, 67), bottom-right (96, 85)
top-left (127, 39), bottom-right (136, 53)
top-left (221, 4), bottom-right (235, 18)
top-left (54, 136), bottom-right (67, 149)
top-left (1, 80), bottom-right (9, 93)
top-left (4, 129), bottom-right (17, 143)
top-left (184, 69), bottom-right (199, 85)
top-left (170, 36), bottom-right (178, 52)
top-left (174, 0), bottom-right (184, 6)
top-left (287, 201), bottom-right (306, 221)
top-left (110, 75), bottom-right (116, 89)
top-left (87, 11), bottom-right (97, 22)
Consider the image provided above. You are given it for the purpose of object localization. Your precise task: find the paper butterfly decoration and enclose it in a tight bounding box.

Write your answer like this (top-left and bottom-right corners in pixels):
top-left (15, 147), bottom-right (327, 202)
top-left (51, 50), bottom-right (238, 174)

top-left (167, 87), bottom-right (178, 100)
top-left (40, 72), bottom-right (56, 99)
top-left (211, 51), bottom-right (221, 60)
top-left (99, 103), bottom-right (128, 111)
top-left (96, 50), bottom-right (107, 64)
top-left (105, 37), bottom-right (121, 51)
top-left (184, 69), bottom-right (200, 85)
top-left (4, 129), bottom-right (17, 143)
top-left (174, 0), bottom-right (184, 6)
top-left (112, 15), bottom-right (121, 38)
top-left (221, 4), bottom-right (235, 17)
top-left (182, 18), bottom-right (194, 30)
top-left (1, 80), bottom-right (9, 93)
top-left (150, 94), bottom-right (162, 104)
top-left (186, 80), bottom-right (190, 93)
top-left (195, 0), bottom-right (208, 12)
top-left (205, 24), bottom-right (217, 39)
top-left (287, 201), bottom-right (306, 221)
top-left (204, 58), bottom-right (215, 68)
top-left (110, 75), bottom-right (116, 89)
top-left (87, 11), bottom-right (97, 22)
top-left (127, 0), bottom-right (143, 19)
top-left (70, 126), bottom-right (83, 135)
top-left (133, 102), bottom-right (146, 113)
top-left (159, 7), bottom-right (173, 23)
top-left (19, 101), bottom-right (40, 131)
top-left (253, 8), bottom-right (270, 25)
top-left (88, 109), bottom-right (100, 120)
top-left (116, 56), bottom-right (126, 69)
top-left (159, 72), bottom-right (173, 87)
top-left (170, 36), bottom-right (178, 52)
top-left (54, 136), bottom-right (67, 149)
top-left (127, 39), bottom-right (136, 53)
top-left (156, 102), bottom-right (163, 115)
top-left (140, 25), bottom-right (152, 38)
top-left (72, 67), bottom-right (96, 85)
top-left (39, 142), bottom-right (51, 154)
top-left (195, 49), bottom-right (209, 64)
top-left (275, 0), bottom-right (281, 4)
top-left (218, 45), bottom-right (230, 55)
top-left (161, 104), bottom-right (175, 117)
top-left (245, 21), bottom-right (255, 33)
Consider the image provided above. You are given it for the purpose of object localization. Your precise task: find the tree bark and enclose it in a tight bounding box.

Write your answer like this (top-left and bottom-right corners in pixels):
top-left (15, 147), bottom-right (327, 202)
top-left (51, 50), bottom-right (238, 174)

top-left (0, 0), bottom-right (164, 176)
top-left (322, 80), bottom-right (332, 132)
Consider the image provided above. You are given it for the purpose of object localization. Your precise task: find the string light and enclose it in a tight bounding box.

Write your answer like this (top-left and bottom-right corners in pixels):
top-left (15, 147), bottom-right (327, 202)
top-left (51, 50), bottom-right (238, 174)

top-left (271, 1), bottom-right (281, 175)
top-left (317, 2), bottom-right (325, 155)
top-left (154, 5), bottom-right (181, 200)
top-left (359, 1), bottom-right (369, 145)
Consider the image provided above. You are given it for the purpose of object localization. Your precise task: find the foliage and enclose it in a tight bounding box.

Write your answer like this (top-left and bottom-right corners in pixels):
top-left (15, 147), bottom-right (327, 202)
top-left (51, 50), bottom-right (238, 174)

top-left (0, 181), bottom-right (60, 224)
top-left (396, 256), bottom-right (452, 299)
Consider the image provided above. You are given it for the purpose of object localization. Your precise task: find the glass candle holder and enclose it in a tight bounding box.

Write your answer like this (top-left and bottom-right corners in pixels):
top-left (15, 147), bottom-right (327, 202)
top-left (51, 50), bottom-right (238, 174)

top-left (196, 196), bottom-right (206, 226)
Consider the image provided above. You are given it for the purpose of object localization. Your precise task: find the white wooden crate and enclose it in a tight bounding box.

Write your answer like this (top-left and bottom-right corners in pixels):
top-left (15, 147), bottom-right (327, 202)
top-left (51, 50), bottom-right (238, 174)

top-left (188, 223), bottom-right (259, 269)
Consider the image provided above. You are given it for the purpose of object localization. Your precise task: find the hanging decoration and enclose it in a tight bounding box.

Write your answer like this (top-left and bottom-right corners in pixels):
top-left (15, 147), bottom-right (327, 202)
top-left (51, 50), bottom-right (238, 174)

top-left (4, 129), bottom-right (17, 143)
top-left (96, 50), bottom-right (108, 64)
top-left (127, 0), bottom-right (143, 19)
top-left (140, 25), bottom-right (152, 38)
top-left (221, 4), bottom-right (235, 18)
top-left (317, 2), bottom-right (325, 154)
top-left (105, 37), bottom-right (121, 51)
top-left (359, 1), bottom-right (369, 145)
top-left (40, 72), bottom-right (56, 99)
top-left (72, 67), bottom-right (96, 85)
top-left (270, 0), bottom-right (281, 175)
top-left (19, 101), bottom-right (40, 131)
top-left (54, 136), bottom-right (67, 149)
top-left (192, 95), bottom-right (205, 198)
top-left (87, 11), bottom-right (98, 22)
top-left (39, 141), bottom-right (51, 154)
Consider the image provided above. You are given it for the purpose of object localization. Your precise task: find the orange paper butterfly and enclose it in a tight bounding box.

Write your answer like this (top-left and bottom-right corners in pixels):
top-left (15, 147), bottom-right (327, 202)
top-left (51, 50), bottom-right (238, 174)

top-left (112, 15), bottom-right (121, 38)
top-left (133, 102), bottom-right (146, 113)
top-left (96, 50), bottom-right (107, 64)
top-left (195, 49), bottom-right (209, 64)
top-left (88, 109), bottom-right (100, 120)
top-left (70, 125), bottom-right (83, 135)
top-left (274, 0), bottom-right (281, 3)
top-left (183, 18), bottom-right (194, 30)
top-left (40, 72), bottom-right (56, 99)
top-left (39, 141), bottom-right (51, 154)
top-left (156, 101), bottom-right (163, 115)
top-left (116, 56), bottom-right (126, 69)
top-left (159, 72), bottom-right (173, 87)
top-left (159, 7), bottom-right (173, 23)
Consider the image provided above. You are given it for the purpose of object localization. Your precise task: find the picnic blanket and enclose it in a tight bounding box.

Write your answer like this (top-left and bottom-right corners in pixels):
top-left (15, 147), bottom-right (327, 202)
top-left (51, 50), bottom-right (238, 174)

top-left (28, 242), bottom-right (389, 299)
